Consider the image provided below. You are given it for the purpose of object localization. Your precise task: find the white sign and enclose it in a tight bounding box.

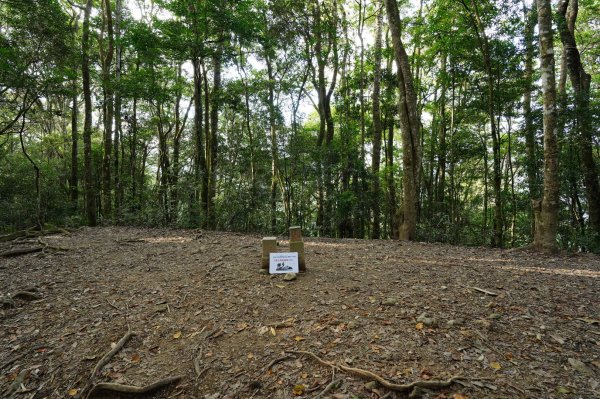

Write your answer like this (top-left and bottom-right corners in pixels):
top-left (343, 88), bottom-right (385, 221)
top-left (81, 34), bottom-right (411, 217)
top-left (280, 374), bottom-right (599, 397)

top-left (269, 252), bottom-right (299, 274)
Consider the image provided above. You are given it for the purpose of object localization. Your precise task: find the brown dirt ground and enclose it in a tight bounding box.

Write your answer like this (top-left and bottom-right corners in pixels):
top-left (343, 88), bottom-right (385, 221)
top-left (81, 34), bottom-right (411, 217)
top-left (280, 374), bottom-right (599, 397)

top-left (1, 227), bottom-right (599, 399)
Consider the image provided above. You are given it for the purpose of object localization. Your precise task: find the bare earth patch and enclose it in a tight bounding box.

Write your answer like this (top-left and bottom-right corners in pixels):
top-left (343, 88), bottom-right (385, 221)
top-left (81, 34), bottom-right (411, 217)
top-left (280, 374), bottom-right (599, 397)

top-left (1, 227), bottom-right (599, 398)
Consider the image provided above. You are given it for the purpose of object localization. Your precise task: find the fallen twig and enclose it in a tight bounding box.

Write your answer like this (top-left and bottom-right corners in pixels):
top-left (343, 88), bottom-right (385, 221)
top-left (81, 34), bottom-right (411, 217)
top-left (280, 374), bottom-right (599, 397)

top-left (193, 348), bottom-right (204, 377)
top-left (313, 378), bottom-right (343, 399)
top-left (105, 299), bottom-right (120, 311)
top-left (473, 330), bottom-right (518, 365)
top-left (288, 350), bottom-right (466, 393)
top-left (87, 375), bottom-right (182, 397)
top-left (467, 286), bottom-right (499, 296)
top-left (0, 353), bottom-right (27, 371)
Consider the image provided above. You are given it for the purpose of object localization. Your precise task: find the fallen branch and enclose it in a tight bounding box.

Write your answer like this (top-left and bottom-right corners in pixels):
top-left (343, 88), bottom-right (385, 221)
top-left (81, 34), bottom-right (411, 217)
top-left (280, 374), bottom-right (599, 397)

top-left (87, 375), bottom-right (182, 397)
top-left (288, 350), bottom-right (465, 393)
top-left (467, 286), bottom-right (499, 296)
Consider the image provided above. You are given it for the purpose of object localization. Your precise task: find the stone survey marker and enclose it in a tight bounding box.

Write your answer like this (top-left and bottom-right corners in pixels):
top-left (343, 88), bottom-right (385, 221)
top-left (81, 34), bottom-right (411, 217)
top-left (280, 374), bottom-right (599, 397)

top-left (261, 226), bottom-right (306, 273)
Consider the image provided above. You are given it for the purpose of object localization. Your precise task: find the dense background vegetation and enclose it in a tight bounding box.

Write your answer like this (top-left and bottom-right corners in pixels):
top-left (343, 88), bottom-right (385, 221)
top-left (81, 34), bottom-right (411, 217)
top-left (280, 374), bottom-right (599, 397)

top-left (1, 0), bottom-right (598, 251)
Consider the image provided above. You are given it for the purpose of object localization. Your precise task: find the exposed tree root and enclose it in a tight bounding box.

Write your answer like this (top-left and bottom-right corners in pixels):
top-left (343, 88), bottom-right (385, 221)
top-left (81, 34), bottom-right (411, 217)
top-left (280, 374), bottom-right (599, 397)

top-left (287, 350), bottom-right (466, 393)
top-left (0, 237), bottom-right (69, 258)
top-left (78, 330), bottom-right (135, 399)
top-left (12, 290), bottom-right (42, 301)
top-left (92, 331), bottom-right (135, 377)
top-left (264, 355), bottom-right (292, 372)
top-left (87, 376), bottom-right (182, 397)
top-left (37, 238), bottom-right (70, 252)
top-left (0, 247), bottom-right (44, 257)
top-left (0, 227), bottom-right (71, 243)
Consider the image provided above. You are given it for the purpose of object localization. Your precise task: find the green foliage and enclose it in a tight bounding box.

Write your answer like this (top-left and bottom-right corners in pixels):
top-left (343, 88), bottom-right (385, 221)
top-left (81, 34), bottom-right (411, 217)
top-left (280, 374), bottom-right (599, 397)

top-left (0, 0), bottom-right (597, 253)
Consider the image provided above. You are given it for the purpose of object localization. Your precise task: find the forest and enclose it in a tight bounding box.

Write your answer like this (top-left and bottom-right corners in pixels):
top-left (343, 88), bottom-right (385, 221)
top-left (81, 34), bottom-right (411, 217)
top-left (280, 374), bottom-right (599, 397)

top-left (1, 0), bottom-right (599, 252)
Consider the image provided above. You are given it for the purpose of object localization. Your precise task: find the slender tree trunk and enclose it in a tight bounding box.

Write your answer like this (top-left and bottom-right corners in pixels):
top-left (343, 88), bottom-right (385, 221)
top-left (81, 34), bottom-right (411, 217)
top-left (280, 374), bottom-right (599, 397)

top-left (201, 60), bottom-right (210, 227)
top-left (357, 0), bottom-right (367, 238)
top-left (436, 53), bottom-right (448, 210)
top-left (523, 3), bottom-right (538, 237)
top-left (532, 0), bottom-right (559, 252)
top-left (100, 0), bottom-right (114, 219)
top-left (192, 57), bottom-right (205, 227)
top-left (130, 96), bottom-right (138, 205)
top-left (82, 0), bottom-right (96, 226)
top-left (113, 0), bottom-right (122, 220)
top-left (384, 0), bottom-right (422, 240)
top-left (70, 83), bottom-right (78, 204)
top-left (464, 0), bottom-right (503, 247)
top-left (557, 0), bottom-right (600, 234)
top-left (208, 49), bottom-right (221, 230)
top-left (266, 53), bottom-right (279, 234)
top-left (371, 6), bottom-right (383, 239)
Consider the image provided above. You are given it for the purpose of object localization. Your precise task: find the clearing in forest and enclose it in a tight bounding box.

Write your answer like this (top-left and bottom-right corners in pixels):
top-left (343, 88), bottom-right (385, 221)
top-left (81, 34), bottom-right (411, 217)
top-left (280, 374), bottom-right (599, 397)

top-left (1, 227), bottom-right (599, 398)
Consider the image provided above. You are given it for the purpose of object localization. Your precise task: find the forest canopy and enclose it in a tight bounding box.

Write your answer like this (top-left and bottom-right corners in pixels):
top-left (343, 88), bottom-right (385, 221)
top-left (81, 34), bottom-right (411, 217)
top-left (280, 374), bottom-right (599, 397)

top-left (0, 0), bottom-right (598, 252)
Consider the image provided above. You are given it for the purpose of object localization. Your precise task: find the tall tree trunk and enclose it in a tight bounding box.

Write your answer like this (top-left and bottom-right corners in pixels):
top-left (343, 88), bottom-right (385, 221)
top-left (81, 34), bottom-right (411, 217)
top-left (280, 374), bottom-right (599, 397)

top-left (557, 0), bottom-right (600, 234)
top-left (533, 0), bottom-right (559, 252)
top-left (82, 0), bottom-right (96, 226)
top-left (100, 0), bottom-right (114, 219)
top-left (435, 53), bottom-right (448, 210)
top-left (306, 0), bottom-right (338, 236)
top-left (70, 82), bottom-right (78, 204)
top-left (208, 49), bottom-right (221, 230)
top-left (371, 5), bottom-right (383, 239)
top-left (384, 0), bottom-right (422, 240)
top-left (462, 0), bottom-right (503, 247)
top-left (266, 53), bottom-right (279, 234)
top-left (357, 0), bottom-right (367, 238)
top-left (130, 96), bottom-right (138, 205)
top-left (522, 3), bottom-right (538, 237)
top-left (192, 57), bottom-right (205, 227)
top-left (113, 0), bottom-right (122, 220)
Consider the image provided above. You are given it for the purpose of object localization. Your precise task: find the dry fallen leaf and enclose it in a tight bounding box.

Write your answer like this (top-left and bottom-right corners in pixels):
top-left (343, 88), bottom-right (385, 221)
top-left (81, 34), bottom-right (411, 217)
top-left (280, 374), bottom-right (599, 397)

top-left (293, 384), bottom-right (305, 396)
top-left (415, 322), bottom-right (424, 330)
top-left (453, 394), bottom-right (468, 399)
top-left (270, 327), bottom-right (276, 336)
top-left (294, 336), bottom-right (305, 342)
top-left (490, 362), bottom-right (502, 370)
top-left (68, 388), bottom-right (78, 396)
top-left (173, 331), bottom-right (182, 339)
top-left (131, 353), bottom-right (141, 363)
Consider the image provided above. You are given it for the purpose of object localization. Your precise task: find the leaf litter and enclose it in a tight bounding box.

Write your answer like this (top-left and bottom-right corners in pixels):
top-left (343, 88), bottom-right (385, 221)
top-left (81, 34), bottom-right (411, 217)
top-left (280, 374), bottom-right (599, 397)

top-left (0, 226), bottom-right (599, 398)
